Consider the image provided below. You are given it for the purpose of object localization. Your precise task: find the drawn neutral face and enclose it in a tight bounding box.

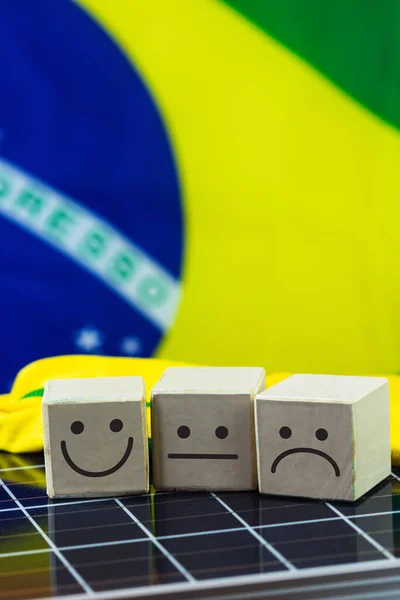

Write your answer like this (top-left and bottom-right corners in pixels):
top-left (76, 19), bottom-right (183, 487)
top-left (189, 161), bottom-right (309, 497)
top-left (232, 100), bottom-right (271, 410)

top-left (152, 393), bottom-right (257, 491)
top-left (256, 400), bottom-right (352, 500)
top-left (168, 423), bottom-right (239, 460)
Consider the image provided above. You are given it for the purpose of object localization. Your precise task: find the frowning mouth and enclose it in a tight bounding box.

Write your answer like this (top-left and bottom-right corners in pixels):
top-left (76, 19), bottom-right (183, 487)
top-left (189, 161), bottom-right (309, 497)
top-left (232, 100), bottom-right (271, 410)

top-left (168, 453), bottom-right (238, 460)
top-left (61, 437), bottom-right (134, 477)
top-left (271, 447), bottom-right (340, 477)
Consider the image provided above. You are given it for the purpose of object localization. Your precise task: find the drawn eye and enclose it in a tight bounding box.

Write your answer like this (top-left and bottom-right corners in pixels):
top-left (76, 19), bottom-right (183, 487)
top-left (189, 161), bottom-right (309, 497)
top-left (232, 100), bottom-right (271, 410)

top-left (279, 426), bottom-right (292, 439)
top-left (110, 419), bottom-right (123, 432)
top-left (316, 428), bottom-right (328, 441)
top-left (71, 421), bottom-right (84, 435)
top-left (215, 426), bottom-right (229, 439)
top-left (177, 425), bottom-right (190, 438)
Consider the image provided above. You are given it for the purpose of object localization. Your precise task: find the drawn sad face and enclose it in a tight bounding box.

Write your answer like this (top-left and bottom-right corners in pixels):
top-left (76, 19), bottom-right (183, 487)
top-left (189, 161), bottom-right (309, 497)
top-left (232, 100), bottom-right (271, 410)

top-left (270, 425), bottom-right (341, 478)
top-left (256, 400), bottom-right (353, 500)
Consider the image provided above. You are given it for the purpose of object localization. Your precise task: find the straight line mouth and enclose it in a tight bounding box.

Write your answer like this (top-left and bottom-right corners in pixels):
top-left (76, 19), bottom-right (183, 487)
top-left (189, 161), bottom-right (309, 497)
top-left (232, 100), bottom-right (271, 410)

top-left (168, 453), bottom-right (239, 460)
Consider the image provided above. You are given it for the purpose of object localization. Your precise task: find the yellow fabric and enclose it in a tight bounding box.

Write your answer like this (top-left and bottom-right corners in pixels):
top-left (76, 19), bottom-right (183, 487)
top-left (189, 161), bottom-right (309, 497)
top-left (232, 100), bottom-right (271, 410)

top-left (1, 358), bottom-right (399, 470)
top-left (77, 0), bottom-right (400, 375)
top-left (0, 355), bottom-right (188, 454)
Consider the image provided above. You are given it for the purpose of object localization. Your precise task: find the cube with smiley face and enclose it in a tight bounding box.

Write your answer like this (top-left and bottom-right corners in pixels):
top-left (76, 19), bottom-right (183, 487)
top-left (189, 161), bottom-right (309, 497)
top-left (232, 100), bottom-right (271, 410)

top-left (42, 377), bottom-right (148, 498)
top-left (255, 374), bottom-right (390, 501)
top-left (151, 367), bottom-right (266, 491)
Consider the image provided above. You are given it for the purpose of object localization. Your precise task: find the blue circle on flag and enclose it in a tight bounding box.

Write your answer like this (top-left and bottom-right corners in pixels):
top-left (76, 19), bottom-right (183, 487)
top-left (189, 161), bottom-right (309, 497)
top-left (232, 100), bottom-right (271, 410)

top-left (0, 0), bottom-right (183, 391)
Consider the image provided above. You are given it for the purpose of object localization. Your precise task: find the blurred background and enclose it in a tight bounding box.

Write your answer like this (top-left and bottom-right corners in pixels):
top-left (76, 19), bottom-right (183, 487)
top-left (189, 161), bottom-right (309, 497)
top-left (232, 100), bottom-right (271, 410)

top-left (0, 0), bottom-right (399, 392)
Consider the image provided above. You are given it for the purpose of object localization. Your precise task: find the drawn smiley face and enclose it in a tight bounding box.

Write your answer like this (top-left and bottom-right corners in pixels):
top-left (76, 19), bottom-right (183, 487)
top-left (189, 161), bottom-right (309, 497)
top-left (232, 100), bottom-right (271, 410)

top-left (43, 376), bottom-right (148, 498)
top-left (61, 418), bottom-right (134, 477)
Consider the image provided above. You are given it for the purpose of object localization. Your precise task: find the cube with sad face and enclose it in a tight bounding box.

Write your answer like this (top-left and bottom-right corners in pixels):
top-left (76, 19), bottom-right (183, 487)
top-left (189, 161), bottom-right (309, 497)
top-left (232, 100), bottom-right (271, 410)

top-left (43, 377), bottom-right (149, 498)
top-left (151, 367), bottom-right (266, 491)
top-left (255, 375), bottom-right (390, 501)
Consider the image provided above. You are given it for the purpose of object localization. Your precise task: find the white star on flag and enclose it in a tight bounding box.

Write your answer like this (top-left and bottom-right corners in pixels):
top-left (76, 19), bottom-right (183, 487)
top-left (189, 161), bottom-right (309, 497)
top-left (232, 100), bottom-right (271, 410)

top-left (121, 336), bottom-right (142, 356)
top-left (74, 327), bottom-right (104, 353)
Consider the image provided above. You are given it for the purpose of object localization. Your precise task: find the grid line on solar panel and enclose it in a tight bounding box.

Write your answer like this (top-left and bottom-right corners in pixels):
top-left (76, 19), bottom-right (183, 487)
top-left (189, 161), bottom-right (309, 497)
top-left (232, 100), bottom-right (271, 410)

top-left (115, 498), bottom-right (196, 582)
top-left (0, 478), bottom-right (388, 516)
top-left (349, 514), bottom-right (400, 560)
top-left (0, 482), bottom-right (171, 511)
top-left (391, 471), bottom-right (400, 485)
top-left (0, 479), bottom-right (94, 595)
top-left (0, 461), bottom-right (399, 599)
top-left (126, 494), bottom-right (243, 536)
top-left (216, 492), bottom-right (336, 527)
top-left (161, 529), bottom-right (289, 582)
top-left (0, 555), bottom-right (84, 599)
top-left (0, 464), bottom-right (45, 473)
top-left (39, 492), bottom-right (224, 515)
top-left (0, 484), bottom-right (49, 508)
top-left (0, 488), bottom-right (385, 516)
top-left (257, 513), bottom-right (393, 569)
top-left (73, 537), bottom-right (279, 589)
top-left (0, 548), bottom-right (51, 559)
top-left (63, 539), bottom-right (188, 591)
top-left (326, 502), bottom-right (396, 560)
top-left (1, 505), bottom-right (400, 561)
top-left (210, 493), bottom-right (296, 571)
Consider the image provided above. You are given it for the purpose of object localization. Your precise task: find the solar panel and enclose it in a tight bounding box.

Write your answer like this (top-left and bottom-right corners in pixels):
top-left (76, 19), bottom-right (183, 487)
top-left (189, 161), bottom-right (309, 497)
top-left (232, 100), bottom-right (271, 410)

top-left (0, 455), bottom-right (399, 599)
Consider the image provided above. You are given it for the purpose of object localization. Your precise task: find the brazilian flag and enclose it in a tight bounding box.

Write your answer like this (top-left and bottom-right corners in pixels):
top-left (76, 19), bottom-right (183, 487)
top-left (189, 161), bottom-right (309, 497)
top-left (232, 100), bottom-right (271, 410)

top-left (0, 0), bottom-right (399, 392)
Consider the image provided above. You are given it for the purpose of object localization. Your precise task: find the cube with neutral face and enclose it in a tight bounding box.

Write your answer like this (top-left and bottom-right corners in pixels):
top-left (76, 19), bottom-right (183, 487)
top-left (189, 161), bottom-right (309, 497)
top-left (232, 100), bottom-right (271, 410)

top-left (43, 377), bottom-right (149, 498)
top-left (255, 375), bottom-right (390, 501)
top-left (151, 367), bottom-right (266, 491)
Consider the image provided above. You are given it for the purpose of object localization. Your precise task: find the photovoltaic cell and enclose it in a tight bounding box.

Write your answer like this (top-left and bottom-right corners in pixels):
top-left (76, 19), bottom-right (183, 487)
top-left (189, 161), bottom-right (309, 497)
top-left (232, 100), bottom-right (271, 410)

top-left (0, 455), bottom-right (399, 599)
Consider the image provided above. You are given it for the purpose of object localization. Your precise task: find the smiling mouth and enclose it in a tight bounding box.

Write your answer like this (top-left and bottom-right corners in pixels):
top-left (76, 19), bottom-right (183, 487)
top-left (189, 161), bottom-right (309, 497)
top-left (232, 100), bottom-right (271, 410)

top-left (271, 447), bottom-right (340, 477)
top-left (168, 453), bottom-right (238, 460)
top-left (61, 437), bottom-right (134, 478)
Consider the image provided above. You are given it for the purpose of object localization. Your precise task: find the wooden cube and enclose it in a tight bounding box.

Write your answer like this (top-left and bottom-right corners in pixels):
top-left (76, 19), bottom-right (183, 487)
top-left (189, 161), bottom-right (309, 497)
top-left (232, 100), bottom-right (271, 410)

top-left (151, 366), bottom-right (265, 491)
top-left (255, 374), bottom-right (390, 501)
top-left (42, 377), bottom-right (149, 498)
